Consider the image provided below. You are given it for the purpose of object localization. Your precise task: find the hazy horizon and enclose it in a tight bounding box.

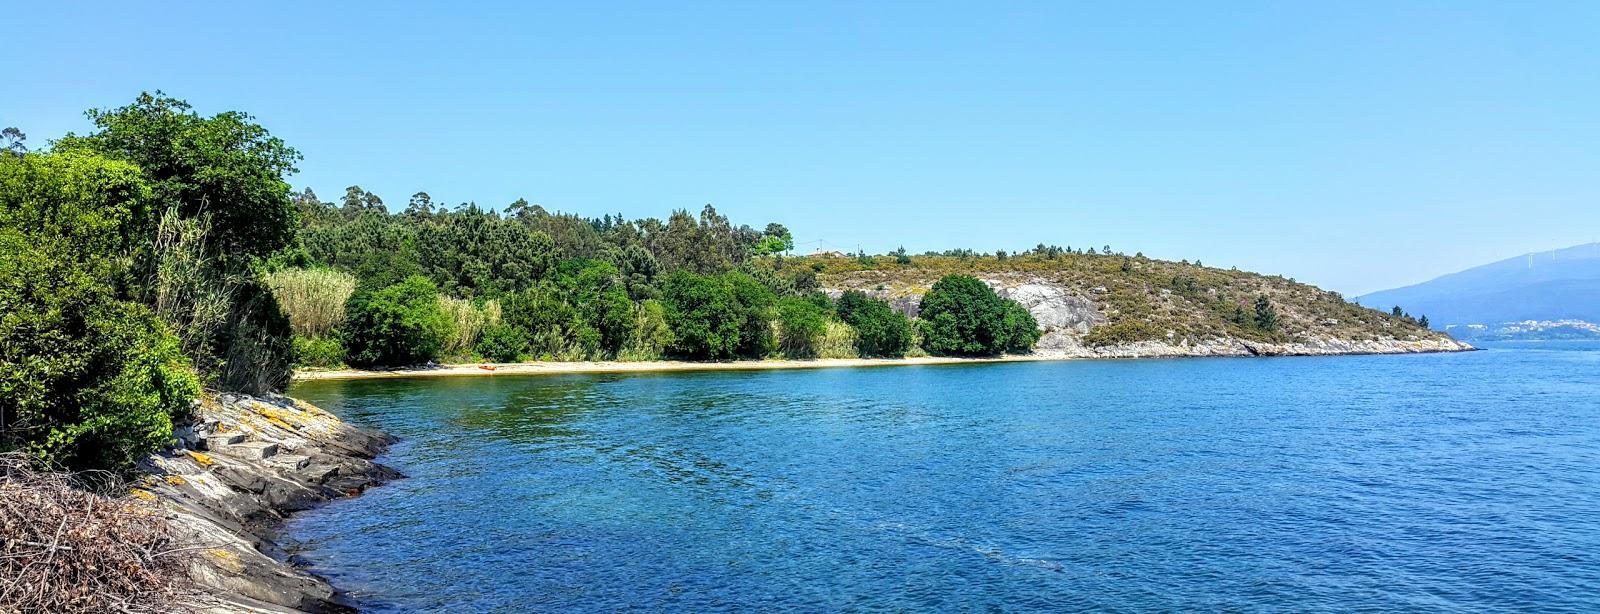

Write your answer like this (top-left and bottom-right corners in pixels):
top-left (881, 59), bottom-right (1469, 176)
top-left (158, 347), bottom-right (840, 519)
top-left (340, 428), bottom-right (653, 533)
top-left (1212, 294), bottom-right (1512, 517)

top-left (6, 2), bottom-right (1599, 295)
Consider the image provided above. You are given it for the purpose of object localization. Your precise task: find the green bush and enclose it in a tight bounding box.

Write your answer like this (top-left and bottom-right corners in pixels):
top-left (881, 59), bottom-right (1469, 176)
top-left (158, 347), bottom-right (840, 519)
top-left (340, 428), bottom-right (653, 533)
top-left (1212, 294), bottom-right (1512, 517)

top-left (917, 275), bottom-right (1040, 356)
top-left (659, 271), bottom-right (776, 360)
top-left (475, 324), bottom-right (529, 362)
top-left (60, 93), bottom-right (302, 396)
top-left (343, 275), bottom-right (452, 367)
top-left (1, 151), bottom-right (200, 472)
top-left (291, 335), bottom-right (345, 368)
top-left (619, 300), bottom-right (673, 361)
top-left (492, 261), bottom-right (633, 360)
top-left (834, 291), bottom-right (912, 357)
top-left (776, 297), bottom-right (827, 358)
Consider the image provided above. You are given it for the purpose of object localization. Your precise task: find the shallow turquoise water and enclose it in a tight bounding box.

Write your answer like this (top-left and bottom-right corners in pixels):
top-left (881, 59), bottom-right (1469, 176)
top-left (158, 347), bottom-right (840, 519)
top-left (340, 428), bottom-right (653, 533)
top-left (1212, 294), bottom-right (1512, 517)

top-left (287, 343), bottom-right (1600, 612)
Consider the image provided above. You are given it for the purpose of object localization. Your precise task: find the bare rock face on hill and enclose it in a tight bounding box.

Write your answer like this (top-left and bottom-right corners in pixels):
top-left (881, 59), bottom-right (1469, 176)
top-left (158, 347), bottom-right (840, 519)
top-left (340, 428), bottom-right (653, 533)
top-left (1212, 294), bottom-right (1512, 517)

top-left (990, 282), bottom-right (1107, 351)
top-left (132, 394), bottom-right (399, 613)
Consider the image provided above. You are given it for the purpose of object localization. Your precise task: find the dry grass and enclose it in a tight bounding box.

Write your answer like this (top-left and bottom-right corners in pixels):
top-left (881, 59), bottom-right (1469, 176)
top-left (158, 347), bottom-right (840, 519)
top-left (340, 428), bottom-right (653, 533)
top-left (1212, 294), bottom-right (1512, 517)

top-left (815, 320), bottom-right (860, 359)
top-left (439, 297), bottom-right (498, 356)
top-left (0, 454), bottom-right (192, 613)
top-left (813, 252), bottom-right (1437, 345)
top-left (266, 267), bottom-right (357, 337)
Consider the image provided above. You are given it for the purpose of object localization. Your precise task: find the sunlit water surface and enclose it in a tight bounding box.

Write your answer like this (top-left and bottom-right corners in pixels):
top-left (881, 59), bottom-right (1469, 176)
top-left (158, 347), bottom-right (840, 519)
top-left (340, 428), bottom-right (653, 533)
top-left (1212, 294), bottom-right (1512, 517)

top-left (287, 342), bottom-right (1600, 611)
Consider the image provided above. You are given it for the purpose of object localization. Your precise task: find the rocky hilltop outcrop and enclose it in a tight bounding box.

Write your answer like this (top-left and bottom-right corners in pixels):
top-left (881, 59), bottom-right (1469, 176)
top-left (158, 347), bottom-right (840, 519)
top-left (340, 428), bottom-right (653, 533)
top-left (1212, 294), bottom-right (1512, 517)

top-left (822, 261), bottom-right (1473, 358)
top-left (132, 394), bottom-right (398, 613)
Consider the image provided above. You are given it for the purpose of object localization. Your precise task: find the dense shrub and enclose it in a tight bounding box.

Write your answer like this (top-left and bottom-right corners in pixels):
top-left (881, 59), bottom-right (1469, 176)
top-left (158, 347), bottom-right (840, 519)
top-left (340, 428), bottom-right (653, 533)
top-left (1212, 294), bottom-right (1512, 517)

top-left (291, 335), bottom-right (345, 368)
top-left (776, 297), bottom-right (828, 357)
top-left (659, 271), bottom-right (777, 359)
top-left (0, 151), bottom-right (200, 472)
top-left (918, 275), bottom-right (1040, 356)
top-left (835, 291), bottom-right (913, 357)
top-left (619, 299), bottom-right (674, 361)
top-left (494, 261), bottom-right (633, 360)
top-left (56, 92), bottom-right (301, 262)
top-left (59, 93), bottom-right (302, 395)
top-left (475, 324), bottom-right (529, 362)
top-left (343, 275), bottom-right (452, 367)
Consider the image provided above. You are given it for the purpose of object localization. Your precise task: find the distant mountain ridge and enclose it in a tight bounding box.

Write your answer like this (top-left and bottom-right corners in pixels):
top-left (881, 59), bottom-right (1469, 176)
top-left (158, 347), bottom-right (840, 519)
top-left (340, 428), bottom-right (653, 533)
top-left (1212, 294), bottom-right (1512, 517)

top-left (1357, 242), bottom-right (1600, 327)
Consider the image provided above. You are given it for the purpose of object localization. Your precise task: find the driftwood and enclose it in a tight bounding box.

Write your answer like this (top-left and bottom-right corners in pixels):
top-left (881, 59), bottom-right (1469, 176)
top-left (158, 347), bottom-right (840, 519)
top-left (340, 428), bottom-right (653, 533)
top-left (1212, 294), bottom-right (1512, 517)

top-left (0, 453), bottom-right (191, 613)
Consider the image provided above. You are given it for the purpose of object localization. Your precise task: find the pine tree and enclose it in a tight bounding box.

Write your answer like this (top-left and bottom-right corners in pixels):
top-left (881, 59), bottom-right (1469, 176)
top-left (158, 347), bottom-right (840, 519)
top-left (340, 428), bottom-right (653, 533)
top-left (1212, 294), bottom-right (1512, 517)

top-left (1255, 295), bottom-right (1280, 333)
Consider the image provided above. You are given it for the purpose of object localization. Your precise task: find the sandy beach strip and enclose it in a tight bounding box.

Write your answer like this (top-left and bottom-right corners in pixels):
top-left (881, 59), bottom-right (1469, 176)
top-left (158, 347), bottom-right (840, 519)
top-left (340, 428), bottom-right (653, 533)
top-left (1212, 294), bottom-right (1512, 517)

top-left (291, 355), bottom-right (1046, 381)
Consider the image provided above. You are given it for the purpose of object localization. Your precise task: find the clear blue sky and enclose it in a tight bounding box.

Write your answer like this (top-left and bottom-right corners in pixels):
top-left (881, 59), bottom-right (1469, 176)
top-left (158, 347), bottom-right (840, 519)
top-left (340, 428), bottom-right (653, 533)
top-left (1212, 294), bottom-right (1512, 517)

top-left (5, 2), bottom-right (1598, 294)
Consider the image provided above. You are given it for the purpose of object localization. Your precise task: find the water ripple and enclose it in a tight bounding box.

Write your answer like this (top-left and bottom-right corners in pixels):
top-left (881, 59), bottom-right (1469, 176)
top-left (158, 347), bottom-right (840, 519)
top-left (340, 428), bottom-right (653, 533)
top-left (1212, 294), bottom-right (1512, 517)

top-left (287, 343), bottom-right (1600, 612)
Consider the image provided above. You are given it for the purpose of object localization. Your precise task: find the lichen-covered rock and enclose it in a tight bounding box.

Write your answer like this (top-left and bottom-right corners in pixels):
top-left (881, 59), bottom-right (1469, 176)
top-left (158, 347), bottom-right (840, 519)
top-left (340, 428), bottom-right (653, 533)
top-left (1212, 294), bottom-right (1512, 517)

top-left (134, 394), bottom-right (399, 613)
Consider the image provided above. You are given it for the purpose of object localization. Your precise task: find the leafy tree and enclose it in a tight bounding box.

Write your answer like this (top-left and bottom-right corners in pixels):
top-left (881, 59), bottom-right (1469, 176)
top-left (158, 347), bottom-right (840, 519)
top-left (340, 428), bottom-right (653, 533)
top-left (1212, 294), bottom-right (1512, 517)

top-left (659, 271), bottom-right (776, 359)
top-left (725, 271), bottom-right (778, 356)
top-left (918, 275), bottom-right (1039, 356)
top-left (893, 246), bottom-right (911, 265)
top-left (404, 192), bottom-right (435, 217)
top-left (343, 276), bottom-right (452, 367)
top-left (835, 291), bottom-right (912, 357)
top-left (57, 92), bottom-right (301, 262)
top-left (1418, 314), bottom-right (1430, 328)
top-left (1254, 295), bottom-right (1280, 333)
top-left (754, 223), bottom-right (794, 255)
top-left (776, 297), bottom-right (827, 357)
top-left (56, 92), bottom-right (300, 394)
top-left (413, 204), bottom-right (556, 297)
top-left (0, 150), bottom-right (200, 472)
top-left (1, 127), bottom-right (25, 157)
top-left (1392, 305), bottom-right (1404, 317)
top-left (476, 324), bottom-right (529, 362)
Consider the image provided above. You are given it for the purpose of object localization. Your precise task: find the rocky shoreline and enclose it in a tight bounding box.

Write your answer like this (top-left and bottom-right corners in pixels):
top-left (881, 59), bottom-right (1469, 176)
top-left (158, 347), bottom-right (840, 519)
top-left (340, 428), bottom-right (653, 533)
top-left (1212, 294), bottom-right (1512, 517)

top-left (132, 394), bottom-right (399, 613)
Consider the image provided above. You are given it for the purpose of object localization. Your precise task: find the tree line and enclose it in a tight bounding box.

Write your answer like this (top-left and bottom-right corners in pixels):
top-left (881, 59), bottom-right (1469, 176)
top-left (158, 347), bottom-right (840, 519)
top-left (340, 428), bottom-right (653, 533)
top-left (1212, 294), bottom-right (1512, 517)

top-left (1, 93), bottom-right (1040, 473)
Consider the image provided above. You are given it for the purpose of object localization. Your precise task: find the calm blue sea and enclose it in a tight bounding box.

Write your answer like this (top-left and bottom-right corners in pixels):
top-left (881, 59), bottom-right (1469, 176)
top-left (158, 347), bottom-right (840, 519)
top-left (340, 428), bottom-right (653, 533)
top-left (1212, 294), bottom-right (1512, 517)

top-left (286, 342), bottom-right (1600, 612)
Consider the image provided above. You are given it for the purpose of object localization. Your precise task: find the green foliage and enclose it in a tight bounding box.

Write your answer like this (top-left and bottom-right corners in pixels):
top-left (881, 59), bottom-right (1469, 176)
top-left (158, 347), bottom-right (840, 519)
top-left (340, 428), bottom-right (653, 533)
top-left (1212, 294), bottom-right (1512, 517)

top-left (776, 297), bottom-right (828, 357)
top-left (437, 296), bottom-right (497, 358)
top-left (815, 320), bottom-right (861, 359)
top-left (475, 324), bottom-right (529, 363)
top-left (0, 151), bottom-right (200, 472)
top-left (917, 275), bottom-right (1039, 356)
top-left (54, 92), bottom-right (300, 394)
top-left (413, 204), bottom-right (556, 297)
top-left (619, 300), bottom-right (674, 361)
top-left (342, 276), bottom-right (452, 367)
top-left (494, 261), bottom-right (633, 360)
top-left (291, 335), bottom-right (345, 368)
top-left (56, 92), bottom-right (301, 265)
top-left (1254, 295), bottom-right (1280, 333)
top-left (659, 271), bottom-right (777, 360)
top-left (834, 291), bottom-right (912, 357)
